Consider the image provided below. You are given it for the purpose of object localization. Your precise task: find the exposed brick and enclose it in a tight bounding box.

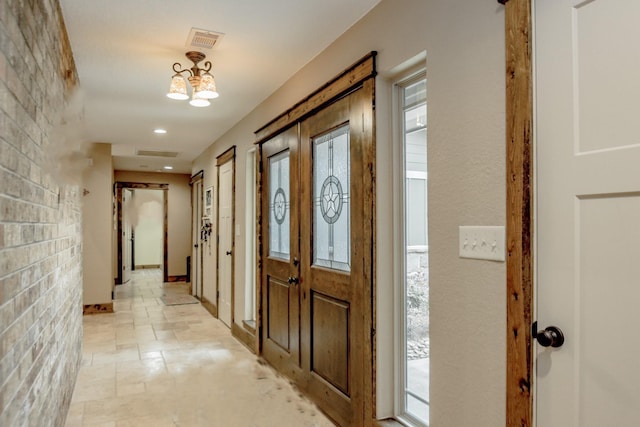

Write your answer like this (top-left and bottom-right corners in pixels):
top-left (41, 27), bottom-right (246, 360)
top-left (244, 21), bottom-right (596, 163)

top-left (0, 0), bottom-right (81, 425)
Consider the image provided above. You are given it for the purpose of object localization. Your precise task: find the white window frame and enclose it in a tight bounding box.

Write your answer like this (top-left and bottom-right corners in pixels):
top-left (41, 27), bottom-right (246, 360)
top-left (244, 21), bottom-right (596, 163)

top-left (244, 148), bottom-right (257, 324)
top-left (393, 70), bottom-right (428, 427)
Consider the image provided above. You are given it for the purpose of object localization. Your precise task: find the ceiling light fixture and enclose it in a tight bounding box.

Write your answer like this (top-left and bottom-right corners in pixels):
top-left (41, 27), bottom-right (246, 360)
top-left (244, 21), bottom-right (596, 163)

top-left (154, 128), bottom-right (167, 134)
top-left (163, 166), bottom-right (173, 170)
top-left (167, 51), bottom-right (219, 107)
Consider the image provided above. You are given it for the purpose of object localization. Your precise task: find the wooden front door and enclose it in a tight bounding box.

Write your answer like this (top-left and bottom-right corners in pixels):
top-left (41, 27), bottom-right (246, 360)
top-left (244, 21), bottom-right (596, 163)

top-left (260, 81), bottom-right (374, 425)
top-left (261, 126), bottom-right (302, 379)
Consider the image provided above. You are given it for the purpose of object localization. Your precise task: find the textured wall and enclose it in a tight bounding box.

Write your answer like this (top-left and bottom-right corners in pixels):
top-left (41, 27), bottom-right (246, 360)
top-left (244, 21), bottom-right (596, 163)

top-left (82, 143), bottom-right (113, 305)
top-left (193, 0), bottom-right (506, 424)
top-left (0, 0), bottom-right (83, 425)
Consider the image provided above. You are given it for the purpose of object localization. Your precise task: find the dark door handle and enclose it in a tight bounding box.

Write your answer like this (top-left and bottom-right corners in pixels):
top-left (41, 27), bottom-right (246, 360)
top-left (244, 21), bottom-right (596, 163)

top-left (287, 276), bottom-right (299, 285)
top-left (194, 244), bottom-right (199, 248)
top-left (535, 325), bottom-right (565, 348)
top-left (226, 250), bottom-right (232, 256)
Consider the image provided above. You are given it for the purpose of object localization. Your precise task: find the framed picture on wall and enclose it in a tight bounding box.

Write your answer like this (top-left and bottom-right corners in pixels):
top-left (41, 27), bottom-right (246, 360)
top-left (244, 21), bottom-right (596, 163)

top-left (204, 186), bottom-right (213, 219)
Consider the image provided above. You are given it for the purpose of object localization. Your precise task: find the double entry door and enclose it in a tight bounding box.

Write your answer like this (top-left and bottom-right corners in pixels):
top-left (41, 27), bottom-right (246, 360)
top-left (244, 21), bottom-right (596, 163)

top-left (260, 85), bottom-right (373, 426)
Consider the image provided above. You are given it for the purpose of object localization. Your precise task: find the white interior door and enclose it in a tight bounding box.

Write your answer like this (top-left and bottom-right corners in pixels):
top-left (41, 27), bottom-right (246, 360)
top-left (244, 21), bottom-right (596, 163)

top-left (192, 180), bottom-right (203, 299)
top-left (122, 188), bottom-right (133, 284)
top-left (536, 1), bottom-right (640, 425)
top-left (218, 161), bottom-right (233, 327)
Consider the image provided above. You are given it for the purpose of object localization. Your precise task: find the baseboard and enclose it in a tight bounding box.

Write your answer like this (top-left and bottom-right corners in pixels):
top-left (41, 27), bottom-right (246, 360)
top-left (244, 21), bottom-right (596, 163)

top-left (135, 264), bottom-right (161, 269)
top-left (242, 319), bottom-right (256, 334)
top-left (83, 303), bottom-right (114, 315)
top-left (201, 295), bottom-right (218, 317)
top-left (167, 275), bottom-right (187, 282)
top-left (232, 322), bottom-right (256, 354)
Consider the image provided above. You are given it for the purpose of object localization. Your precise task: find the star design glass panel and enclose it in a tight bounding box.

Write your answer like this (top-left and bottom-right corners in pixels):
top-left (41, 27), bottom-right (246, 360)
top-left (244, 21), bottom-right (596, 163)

top-left (313, 124), bottom-right (350, 272)
top-left (269, 151), bottom-right (290, 260)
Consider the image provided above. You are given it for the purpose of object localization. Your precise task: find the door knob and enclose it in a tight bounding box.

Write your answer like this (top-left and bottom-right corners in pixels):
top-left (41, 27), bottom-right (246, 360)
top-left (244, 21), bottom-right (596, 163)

top-left (535, 325), bottom-right (565, 348)
top-left (287, 276), bottom-right (299, 285)
top-left (226, 250), bottom-right (232, 256)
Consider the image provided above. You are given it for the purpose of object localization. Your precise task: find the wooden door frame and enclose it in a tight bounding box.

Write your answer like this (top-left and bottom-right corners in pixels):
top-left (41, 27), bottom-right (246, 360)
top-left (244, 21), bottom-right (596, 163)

top-left (504, 0), bottom-right (534, 425)
top-left (115, 182), bottom-right (169, 284)
top-left (254, 52), bottom-right (376, 424)
top-left (216, 147), bottom-right (236, 327)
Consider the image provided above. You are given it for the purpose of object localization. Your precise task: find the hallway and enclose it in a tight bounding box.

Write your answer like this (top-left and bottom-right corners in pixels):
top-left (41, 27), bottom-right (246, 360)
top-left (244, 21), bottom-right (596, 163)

top-left (65, 270), bottom-right (334, 426)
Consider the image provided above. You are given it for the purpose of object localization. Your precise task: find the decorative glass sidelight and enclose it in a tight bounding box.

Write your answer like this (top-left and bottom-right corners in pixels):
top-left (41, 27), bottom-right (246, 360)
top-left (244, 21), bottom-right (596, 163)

top-left (269, 151), bottom-right (290, 260)
top-left (313, 125), bottom-right (350, 272)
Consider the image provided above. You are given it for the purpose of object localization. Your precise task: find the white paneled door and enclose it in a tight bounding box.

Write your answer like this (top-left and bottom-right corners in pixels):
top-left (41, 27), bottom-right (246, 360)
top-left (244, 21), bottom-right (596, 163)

top-left (218, 160), bottom-right (233, 327)
top-left (535, 0), bottom-right (640, 425)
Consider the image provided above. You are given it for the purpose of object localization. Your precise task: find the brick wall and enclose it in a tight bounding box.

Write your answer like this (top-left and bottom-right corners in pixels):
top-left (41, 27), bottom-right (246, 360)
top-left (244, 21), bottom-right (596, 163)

top-left (0, 0), bottom-right (83, 426)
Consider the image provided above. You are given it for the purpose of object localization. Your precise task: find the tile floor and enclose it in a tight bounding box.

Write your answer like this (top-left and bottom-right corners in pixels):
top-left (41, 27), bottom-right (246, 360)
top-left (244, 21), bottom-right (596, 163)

top-left (65, 269), bottom-right (334, 427)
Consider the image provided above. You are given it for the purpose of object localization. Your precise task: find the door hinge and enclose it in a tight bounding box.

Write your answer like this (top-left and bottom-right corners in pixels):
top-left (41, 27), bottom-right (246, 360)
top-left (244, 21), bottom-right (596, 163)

top-left (532, 321), bottom-right (537, 337)
top-left (497, 0), bottom-right (509, 4)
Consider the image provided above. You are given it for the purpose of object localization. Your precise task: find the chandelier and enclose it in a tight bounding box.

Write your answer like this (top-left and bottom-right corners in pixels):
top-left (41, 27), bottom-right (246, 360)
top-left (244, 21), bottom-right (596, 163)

top-left (167, 51), bottom-right (219, 107)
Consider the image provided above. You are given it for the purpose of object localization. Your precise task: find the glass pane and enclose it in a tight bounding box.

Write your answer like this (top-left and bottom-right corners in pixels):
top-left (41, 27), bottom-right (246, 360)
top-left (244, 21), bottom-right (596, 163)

top-left (313, 125), bottom-right (350, 272)
top-left (406, 393), bottom-right (430, 424)
top-left (403, 77), bottom-right (429, 426)
top-left (406, 178), bottom-right (427, 246)
top-left (404, 80), bottom-right (427, 107)
top-left (405, 104), bottom-right (427, 134)
top-left (269, 151), bottom-right (290, 260)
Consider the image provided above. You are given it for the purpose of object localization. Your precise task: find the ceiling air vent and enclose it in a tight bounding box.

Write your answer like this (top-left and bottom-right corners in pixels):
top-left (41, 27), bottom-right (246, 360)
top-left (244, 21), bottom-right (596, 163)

top-left (136, 150), bottom-right (179, 158)
top-left (186, 28), bottom-right (224, 50)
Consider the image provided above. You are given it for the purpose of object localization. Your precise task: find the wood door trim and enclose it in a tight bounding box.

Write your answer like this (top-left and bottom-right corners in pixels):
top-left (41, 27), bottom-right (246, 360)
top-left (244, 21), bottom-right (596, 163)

top-left (190, 169), bottom-right (204, 184)
top-left (254, 52), bottom-right (377, 144)
top-left (216, 146), bottom-right (236, 166)
top-left (504, 0), bottom-right (534, 425)
top-left (115, 182), bottom-right (169, 284)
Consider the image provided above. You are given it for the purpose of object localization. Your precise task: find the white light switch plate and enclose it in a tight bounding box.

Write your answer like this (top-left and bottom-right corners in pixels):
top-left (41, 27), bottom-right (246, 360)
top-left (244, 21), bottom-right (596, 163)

top-left (459, 226), bottom-right (505, 262)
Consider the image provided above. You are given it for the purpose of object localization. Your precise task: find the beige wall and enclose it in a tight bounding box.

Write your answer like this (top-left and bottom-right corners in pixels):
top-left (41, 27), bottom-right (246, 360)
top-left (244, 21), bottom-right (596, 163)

top-left (83, 143), bottom-right (114, 305)
top-left (114, 171), bottom-right (192, 277)
top-left (193, 0), bottom-right (506, 424)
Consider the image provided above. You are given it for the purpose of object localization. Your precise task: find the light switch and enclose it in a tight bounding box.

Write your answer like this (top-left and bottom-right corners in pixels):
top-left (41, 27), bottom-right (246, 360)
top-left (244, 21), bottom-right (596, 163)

top-left (459, 226), bottom-right (505, 262)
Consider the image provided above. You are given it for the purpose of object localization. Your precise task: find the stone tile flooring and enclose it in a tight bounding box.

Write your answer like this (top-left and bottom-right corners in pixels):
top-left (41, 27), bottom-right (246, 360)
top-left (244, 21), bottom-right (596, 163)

top-left (65, 269), bottom-right (334, 427)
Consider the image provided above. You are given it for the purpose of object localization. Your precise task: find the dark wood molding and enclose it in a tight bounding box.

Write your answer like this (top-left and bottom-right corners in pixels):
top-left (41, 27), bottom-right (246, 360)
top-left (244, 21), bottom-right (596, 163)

top-left (255, 145), bottom-right (264, 355)
top-left (190, 170), bottom-right (204, 185)
top-left (83, 303), bottom-right (114, 315)
top-left (216, 146), bottom-right (236, 166)
top-left (115, 182), bottom-right (169, 190)
top-left (167, 275), bottom-right (187, 282)
top-left (115, 182), bottom-right (169, 284)
top-left (254, 51), bottom-right (377, 144)
top-left (505, 0), bottom-right (534, 426)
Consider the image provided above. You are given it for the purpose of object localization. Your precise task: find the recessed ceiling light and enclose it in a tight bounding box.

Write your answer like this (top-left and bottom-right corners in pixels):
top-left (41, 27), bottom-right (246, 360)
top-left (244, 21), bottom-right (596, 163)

top-left (154, 129), bottom-right (167, 134)
top-left (163, 166), bottom-right (173, 170)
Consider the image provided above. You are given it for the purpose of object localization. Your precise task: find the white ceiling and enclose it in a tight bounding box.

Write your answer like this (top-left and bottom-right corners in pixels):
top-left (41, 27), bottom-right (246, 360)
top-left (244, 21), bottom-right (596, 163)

top-left (59, 0), bottom-right (381, 174)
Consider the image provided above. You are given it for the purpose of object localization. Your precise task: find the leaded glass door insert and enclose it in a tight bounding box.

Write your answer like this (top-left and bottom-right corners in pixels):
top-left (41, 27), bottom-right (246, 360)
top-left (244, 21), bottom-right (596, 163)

top-left (313, 124), bottom-right (350, 272)
top-left (269, 150), bottom-right (290, 260)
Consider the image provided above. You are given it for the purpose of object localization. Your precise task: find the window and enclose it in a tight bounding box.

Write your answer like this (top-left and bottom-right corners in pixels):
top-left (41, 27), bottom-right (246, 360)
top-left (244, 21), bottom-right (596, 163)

top-left (396, 74), bottom-right (429, 426)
